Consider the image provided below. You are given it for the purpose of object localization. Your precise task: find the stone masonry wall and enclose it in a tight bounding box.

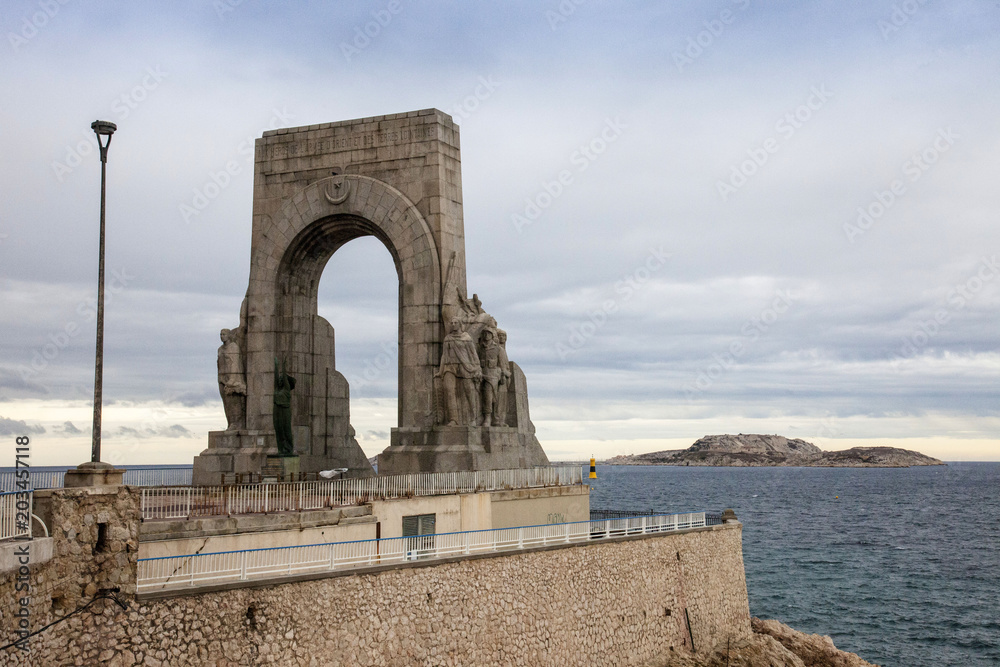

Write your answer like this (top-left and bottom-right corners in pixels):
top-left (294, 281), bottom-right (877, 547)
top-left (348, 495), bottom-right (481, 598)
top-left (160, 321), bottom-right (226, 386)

top-left (0, 486), bottom-right (139, 659)
top-left (1, 514), bottom-right (749, 666)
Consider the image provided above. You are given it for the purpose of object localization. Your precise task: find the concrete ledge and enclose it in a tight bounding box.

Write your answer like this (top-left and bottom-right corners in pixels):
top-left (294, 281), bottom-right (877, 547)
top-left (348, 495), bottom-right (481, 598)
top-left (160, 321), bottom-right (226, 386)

top-left (0, 537), bottom-right (53, 574)
top-left (138, 521), bottom-right (740, 601)
top-left (489, 484), bottom-right (589, 502)
top-left (64, 461), bottom-right (125, 487)
top-left (139, 505), bottom-right (374, 542)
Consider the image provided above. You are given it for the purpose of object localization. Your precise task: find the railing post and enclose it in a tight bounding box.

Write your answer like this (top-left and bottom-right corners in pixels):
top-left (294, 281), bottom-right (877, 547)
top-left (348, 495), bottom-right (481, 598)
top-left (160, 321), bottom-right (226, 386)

top-left (240, 550), bottom-right (247, 581)
top-left (264, 485), bottom-right (269, 514)
top-left (186, 487), bottom-right (193, 519)
top-left (518, 527), bottom-right (523, 550)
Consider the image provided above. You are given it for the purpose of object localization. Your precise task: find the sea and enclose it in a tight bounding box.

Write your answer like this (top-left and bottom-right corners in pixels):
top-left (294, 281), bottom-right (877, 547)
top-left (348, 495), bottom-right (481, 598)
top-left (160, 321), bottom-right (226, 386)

top-left (587, 462), bottom-right (1000, 667)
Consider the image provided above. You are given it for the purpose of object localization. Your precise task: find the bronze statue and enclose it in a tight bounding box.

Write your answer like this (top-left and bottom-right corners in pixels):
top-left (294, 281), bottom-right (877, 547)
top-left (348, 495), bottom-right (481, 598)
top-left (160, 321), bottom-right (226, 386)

top-left (217, 328), bottom-right (247, 431)
top-left (437, 317), bottom-right (481, 426)
top-left (273, 357), bottom-right (296, 456)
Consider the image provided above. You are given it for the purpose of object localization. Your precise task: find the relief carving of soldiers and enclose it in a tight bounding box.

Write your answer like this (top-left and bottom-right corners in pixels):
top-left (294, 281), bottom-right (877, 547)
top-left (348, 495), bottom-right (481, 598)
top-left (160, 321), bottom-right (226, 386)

top-left (217, 328), bottom-right (247, 431)
top-left (478, 328), bottom-right (510, 427)
top-left (495, 328), bottom-right (512, 426)
top-left (438, 317), bottom-right (481, 426)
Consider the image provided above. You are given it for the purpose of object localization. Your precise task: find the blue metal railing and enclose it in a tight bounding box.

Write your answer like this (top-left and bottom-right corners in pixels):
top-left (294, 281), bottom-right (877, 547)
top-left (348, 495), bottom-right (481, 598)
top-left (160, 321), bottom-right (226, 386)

top-left (137, 511), bottom-right (713, 592)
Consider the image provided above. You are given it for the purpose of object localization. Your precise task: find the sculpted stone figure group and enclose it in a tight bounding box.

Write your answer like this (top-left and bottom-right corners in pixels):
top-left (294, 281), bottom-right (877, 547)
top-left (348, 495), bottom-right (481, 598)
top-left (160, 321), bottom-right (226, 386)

top-left (436, 294), bottom-right (512, 428)
top-left (218, 288), bottom-right (517, 440)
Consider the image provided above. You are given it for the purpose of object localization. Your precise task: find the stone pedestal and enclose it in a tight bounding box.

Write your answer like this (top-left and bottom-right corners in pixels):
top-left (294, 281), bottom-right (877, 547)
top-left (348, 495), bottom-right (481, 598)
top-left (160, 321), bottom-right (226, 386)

top-left (262, 456), bottom-right (300, 482)
top-left (192, 430), bottom-right (277, 486)
top-left (379, 426), bottom-right (549, 474)
top-left (63, 461), bottom-right (125, 487)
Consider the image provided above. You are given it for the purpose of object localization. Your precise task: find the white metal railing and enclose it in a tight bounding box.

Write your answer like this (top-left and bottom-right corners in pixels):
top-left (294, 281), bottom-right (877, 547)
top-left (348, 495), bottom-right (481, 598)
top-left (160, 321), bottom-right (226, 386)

top-left (122, 467), bottom-right (193, 487)
top-left (137, 512), bottom-right (708, 592)
top-left (140, 466), bottom-right (582, 521)
top-left (0, 491), bottom-right (32, 541)
top-left (0, 471), bottom-right (63, 490)
top-left (0, 466), bottom-right (193, 491)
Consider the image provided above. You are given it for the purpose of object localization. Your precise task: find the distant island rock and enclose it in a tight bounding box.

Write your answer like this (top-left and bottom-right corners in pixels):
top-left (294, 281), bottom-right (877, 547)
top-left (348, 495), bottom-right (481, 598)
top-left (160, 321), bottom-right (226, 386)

top-left (604, 434), bottom-right (944, 468)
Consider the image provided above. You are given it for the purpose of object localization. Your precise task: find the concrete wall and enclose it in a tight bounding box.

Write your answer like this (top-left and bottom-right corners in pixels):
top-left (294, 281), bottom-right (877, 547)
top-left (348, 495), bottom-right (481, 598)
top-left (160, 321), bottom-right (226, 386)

top-left (490, 485), bottom-right (590, 528)
top-left (370, 494), bottom-right (464, 539)
top-left (139, 511), bottom-right (375, 558)
top-left (371, 486), bottom-right (589, 539)
top-left (460, 492), bottom-right (491, 531)
top-left (140, 485), bottom-right (586, 560)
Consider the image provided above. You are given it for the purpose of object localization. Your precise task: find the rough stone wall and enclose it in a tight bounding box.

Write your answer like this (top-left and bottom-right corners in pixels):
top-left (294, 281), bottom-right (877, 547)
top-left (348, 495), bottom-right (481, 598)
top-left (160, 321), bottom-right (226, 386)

top-left (1, 522), bottom-right (749, 666)
top-left (0, 486), bottom-right (139, 657)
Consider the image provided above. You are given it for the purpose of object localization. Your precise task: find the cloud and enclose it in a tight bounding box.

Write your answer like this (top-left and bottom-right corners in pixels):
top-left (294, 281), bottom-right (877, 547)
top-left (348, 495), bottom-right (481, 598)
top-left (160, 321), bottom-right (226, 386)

top-left (168, 390), bottom-right (219, 408)
top-left (0, 417), bottom-right (46, 436)
top-left (112, 424), bottom-right (194, 439)
top-left (55, 421), bottom-right (83, 436)
top-left (0, 367), bottom-right (49, 396)
top-left (2, 2), bottom-right (999, 458)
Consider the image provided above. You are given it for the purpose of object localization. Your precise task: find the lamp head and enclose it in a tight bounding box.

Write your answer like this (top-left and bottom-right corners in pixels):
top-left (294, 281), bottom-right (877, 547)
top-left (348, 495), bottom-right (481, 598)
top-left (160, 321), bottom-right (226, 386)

top-left (91, 120), bottom-right (117, 136)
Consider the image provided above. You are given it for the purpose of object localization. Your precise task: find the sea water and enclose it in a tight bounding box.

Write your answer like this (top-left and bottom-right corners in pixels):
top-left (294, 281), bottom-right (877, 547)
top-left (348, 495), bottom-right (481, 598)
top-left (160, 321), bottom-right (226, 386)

top-left (587, 462), bottom-right (1000, 667)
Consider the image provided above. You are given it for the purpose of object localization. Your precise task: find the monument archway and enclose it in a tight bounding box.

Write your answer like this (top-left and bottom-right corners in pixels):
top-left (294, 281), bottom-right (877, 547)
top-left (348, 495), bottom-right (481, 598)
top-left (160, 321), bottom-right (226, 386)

top-left (260, 175), bottom-right (443, 442)
top-left (193, 110), bottom-right (547, 485)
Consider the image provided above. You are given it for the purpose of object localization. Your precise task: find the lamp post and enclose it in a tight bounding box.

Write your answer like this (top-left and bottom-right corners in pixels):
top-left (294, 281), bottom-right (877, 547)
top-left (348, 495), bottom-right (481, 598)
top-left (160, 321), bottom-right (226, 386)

top-left (90, 120), bottom-right (116, 464)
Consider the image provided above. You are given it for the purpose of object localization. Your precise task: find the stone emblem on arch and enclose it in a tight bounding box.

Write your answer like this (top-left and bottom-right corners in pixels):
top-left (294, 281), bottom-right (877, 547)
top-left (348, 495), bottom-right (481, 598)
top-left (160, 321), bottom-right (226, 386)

top-left (324, 176), bottom-right (350, 204)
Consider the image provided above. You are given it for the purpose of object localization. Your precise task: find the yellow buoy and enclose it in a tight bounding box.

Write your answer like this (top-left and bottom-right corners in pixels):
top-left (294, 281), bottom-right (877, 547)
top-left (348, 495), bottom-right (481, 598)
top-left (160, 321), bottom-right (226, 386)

top-left (589, 457), bottom-right (597, 479)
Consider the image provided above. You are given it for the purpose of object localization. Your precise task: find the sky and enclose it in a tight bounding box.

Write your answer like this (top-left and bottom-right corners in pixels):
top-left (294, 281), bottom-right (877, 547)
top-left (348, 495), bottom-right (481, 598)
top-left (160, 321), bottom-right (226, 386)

top-left (1, 0), bottom-right (998, 466)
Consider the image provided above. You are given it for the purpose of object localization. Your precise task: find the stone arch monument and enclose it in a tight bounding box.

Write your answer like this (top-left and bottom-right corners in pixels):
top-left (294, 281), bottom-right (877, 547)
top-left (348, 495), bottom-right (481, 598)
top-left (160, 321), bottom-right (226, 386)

top-left (193, 109), bottom-right (548, 485)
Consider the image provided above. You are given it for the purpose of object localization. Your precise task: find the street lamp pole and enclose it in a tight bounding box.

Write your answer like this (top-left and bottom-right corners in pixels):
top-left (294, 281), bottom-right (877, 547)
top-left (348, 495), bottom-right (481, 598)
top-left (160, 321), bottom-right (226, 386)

top-left (90, 120), bottom-right (116, 464)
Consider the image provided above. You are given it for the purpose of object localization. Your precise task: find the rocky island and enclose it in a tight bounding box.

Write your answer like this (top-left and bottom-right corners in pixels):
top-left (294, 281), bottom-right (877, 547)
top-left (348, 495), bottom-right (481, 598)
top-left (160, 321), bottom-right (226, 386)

top-left (605, 434), bottom-right (944, 468)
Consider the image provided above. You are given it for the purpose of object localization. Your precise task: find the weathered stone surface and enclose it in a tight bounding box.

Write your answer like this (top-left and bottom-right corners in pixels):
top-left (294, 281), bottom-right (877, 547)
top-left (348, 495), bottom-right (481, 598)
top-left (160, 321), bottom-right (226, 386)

top-left (642, 617), bottom-right (880, 667)
top-left (195, 109), bottom-right (549, 480)
top-left (63, 461), bottom-right (125, 487)
top-left (0, 485), bottom-right (139, 656)
top-left (750, 618), bottom-right (880, 666)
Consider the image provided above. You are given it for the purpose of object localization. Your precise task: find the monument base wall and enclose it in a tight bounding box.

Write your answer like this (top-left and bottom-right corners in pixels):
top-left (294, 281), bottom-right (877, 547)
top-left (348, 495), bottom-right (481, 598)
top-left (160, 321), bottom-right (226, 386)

top-left (192, 430), bottom-right (275, 486)
top-left (193, 430), bottom-right (374, 485)
top-left (1, 508), bottom-right (751, 666)
top-left (379, 425), bottom-right (549, 473)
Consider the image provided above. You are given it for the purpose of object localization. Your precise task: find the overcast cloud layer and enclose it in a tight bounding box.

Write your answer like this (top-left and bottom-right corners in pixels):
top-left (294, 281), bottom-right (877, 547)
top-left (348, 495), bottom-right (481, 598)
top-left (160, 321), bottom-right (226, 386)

top-left (1, 1), bottom-right (998, 464)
